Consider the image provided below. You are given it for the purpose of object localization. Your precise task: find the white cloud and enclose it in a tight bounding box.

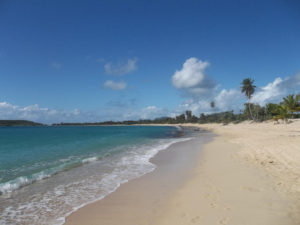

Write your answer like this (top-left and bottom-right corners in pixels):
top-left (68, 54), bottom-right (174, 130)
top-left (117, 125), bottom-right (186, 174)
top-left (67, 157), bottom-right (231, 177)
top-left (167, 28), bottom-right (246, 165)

top-left (104, 58), bottom-right (138, 75)
top-left (214, 89), bottom-right (243, 112)
top-left (172, 58), bottom-right (300, 116)
top-left (0, 100), bottom-right (171, 124)
top-left (174, 73), bottom-right (300, 117)
top-left (171, 57), bottom-right (216, 95)
top-left (252, 73), bottom-right (300, 105)
top-left (171, 58), bottom-right (241, 116)
top-left (104, 80), bottom-right (127, 90)
top-left (0, 102), bottom-right (100, 124)
top-left (51, 62), bottom-right (62, 70)
top-left (176, 89), bottom-right (243, 116)
top-left (139, 106), bottom-right (169, 119)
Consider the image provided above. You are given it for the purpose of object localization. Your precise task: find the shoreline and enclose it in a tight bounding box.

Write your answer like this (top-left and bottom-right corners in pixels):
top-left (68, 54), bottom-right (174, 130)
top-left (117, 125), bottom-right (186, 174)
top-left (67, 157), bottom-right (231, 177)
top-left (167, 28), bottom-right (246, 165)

top-left (65, 128), bottom-right (213, 225)
top-left (65, 121), bottom-right (300, 225)
top-left (0, 125), bottom-right (196, 225)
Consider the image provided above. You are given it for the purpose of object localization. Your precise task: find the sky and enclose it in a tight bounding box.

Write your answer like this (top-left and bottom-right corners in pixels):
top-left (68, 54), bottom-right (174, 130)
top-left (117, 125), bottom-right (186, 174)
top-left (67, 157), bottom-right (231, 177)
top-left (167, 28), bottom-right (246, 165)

top-left (0, 0), bottom-right (300, 124)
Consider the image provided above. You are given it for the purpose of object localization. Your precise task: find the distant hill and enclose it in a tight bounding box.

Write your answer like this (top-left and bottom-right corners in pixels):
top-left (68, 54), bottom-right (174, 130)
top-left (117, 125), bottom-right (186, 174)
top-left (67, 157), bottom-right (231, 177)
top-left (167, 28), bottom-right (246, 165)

top-left (0, 120), bottom-right (45, 127)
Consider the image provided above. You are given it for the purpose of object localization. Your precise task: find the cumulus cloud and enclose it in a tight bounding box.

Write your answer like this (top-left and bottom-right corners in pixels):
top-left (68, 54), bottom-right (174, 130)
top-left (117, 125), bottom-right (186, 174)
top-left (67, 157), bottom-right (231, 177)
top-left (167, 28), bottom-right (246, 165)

top-left (171, 57), bottom-right (216, 95)
top-left (51, 62), bottom-right (62, 70)
top-left (104, 58), bottom-right (138, 75)
top-left (172, 58), bottom-right (300, 116)
top-left (104, 80), bottom-right (127, 90)
top-left (176, 89), bottom-right (243, 116)
top-left (252, 73), bottom-right (300, 105)
top-left (171, 57), bottom-right (241, 115)
top-left (174, 73), bottom-right (300, 116)
top-left (214, 89), bottom-right (244, 111)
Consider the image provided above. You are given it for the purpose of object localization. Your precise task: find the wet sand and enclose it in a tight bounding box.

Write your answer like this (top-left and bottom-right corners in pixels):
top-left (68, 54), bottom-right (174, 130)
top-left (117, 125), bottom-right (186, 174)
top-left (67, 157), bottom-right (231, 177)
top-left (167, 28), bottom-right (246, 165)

top-left (65, 130), bottom-right (213, 225)
top-left (65, 120), bottom-right (300, 225)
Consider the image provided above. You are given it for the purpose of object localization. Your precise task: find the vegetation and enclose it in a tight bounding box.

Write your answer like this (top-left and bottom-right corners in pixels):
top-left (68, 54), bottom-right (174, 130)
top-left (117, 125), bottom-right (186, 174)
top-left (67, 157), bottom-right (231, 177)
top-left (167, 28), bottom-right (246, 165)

top-left (47, 78), bottom-right (300, 126)
top-left (241, 78), bottom-right (256, 120)
top-left (0, 120), bottom-right (45, 126)
top-left (52, 92), bottom-right (300, 126)
top-left (2, 84), bottom-right (299, 127)
top-left (282, 94), bottom-right (300, 118)
top-left (270, 94), bottom-right (300, 123)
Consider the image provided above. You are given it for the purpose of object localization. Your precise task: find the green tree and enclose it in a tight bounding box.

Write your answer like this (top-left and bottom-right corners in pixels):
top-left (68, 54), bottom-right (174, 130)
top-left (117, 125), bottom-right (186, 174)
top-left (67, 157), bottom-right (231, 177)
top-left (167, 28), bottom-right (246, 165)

top-left (185, 110), bottom-right (192, 122)
top-left (273, 105), bottom-right (289, 123)
top-left (199, 113), bottom-right (207, 124)
top-left (241, 78), bottom-right (256, 120)
top-left (266, 103), bottom-right (279, 118)
top-left (282, 94), bottom-right (300, 118)
top-left (176, 114), bottom-right (186, 123)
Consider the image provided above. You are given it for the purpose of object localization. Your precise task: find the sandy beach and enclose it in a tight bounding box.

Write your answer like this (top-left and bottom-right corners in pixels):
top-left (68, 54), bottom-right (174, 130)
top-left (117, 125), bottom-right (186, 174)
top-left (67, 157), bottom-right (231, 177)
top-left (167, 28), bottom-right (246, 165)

top-left (65, 120), bottom-right (300, 225)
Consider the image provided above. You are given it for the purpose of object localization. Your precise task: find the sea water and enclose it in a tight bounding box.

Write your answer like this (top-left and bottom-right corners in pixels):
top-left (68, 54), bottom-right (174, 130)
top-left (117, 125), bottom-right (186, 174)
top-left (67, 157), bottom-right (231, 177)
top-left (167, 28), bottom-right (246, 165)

top-left (0, 126), bottom-right (190, 225)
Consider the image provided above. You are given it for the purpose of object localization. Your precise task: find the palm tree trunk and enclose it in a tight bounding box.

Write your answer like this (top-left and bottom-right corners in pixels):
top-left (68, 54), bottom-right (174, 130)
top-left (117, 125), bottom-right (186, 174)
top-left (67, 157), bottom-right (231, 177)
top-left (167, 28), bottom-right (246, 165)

top-left (248, 99), bottom-right (254, 120)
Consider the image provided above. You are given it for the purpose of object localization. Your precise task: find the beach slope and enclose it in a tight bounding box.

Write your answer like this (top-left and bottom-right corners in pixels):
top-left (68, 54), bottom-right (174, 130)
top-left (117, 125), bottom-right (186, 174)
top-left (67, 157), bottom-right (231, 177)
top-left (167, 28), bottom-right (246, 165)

top-left (65, 120), bottom-right (300, 225)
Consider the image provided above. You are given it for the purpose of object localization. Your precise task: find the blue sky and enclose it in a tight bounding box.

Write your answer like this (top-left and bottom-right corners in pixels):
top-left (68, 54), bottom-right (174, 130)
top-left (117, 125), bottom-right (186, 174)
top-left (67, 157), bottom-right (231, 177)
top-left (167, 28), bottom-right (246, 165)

top-left (0, 0), bottom-right (300, 123)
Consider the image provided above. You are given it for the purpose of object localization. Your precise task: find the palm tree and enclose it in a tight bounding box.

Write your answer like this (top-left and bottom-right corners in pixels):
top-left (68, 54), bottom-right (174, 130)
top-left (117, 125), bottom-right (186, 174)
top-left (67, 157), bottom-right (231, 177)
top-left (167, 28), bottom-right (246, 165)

top-left (241, 78), bottom-right (256, 120)
top-left (273, 105), bottom-right (289, 123)
top-left (282, 94), bottom-right (300, 118)
top-left (185, 110), bottom-right (192, 122)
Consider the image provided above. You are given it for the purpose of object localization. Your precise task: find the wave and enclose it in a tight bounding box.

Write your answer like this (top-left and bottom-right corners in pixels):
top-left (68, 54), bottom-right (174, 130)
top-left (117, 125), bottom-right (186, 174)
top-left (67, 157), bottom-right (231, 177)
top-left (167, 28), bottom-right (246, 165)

top-left (0, 170), bottom-right (53, 195)
top-left (0, 137), bottom-right (193, 225)
top-left (81, 156), bottom-right (98, 164)
top-left (57, 137), bottom-right (192, 225)
top-left (0, 155), bottom-right (102, 195)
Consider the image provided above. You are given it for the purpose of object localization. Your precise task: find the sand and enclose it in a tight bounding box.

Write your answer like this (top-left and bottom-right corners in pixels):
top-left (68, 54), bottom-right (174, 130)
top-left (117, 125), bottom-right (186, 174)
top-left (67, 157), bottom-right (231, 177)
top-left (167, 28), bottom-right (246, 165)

top-left (65, 120), bottom-right (300, 225)
top-left (64, 131), bottom-right (213, 225)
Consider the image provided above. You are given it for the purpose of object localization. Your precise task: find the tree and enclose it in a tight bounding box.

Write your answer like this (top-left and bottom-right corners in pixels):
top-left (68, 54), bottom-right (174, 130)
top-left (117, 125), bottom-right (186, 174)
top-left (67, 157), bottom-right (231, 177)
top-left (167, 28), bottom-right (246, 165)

top-left (199, 113), bottom-right (207, 124)
top-left (273, 105), bottom-right (289, 123)
top-left (241, 78), bottom-right (256, 120)
top-left (282, 94), bottom-right (300, 118)
top-left (185, 110), bottom-right (192, 122)
top-left (266, 103), bottom-right (279, 119)
top-left (175, 114), bottom-right (186, 123)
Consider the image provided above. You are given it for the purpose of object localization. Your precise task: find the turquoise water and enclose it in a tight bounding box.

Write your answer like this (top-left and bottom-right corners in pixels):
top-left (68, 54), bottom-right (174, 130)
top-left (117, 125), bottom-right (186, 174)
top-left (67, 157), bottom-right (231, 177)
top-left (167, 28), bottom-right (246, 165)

top-left (0, 125), bottom-right (189, 225)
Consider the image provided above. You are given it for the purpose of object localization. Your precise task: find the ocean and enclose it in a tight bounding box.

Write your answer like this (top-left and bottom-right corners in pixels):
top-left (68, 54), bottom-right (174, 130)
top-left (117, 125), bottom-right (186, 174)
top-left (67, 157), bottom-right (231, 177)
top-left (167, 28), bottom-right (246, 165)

top-left (0, 125), bottom-right (191, 225)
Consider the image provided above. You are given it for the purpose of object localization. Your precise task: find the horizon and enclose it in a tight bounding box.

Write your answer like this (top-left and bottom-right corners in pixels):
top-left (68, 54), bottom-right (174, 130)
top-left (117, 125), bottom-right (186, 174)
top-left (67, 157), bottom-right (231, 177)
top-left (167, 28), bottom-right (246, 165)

top-left (1, 0), bottom-right (300, 124)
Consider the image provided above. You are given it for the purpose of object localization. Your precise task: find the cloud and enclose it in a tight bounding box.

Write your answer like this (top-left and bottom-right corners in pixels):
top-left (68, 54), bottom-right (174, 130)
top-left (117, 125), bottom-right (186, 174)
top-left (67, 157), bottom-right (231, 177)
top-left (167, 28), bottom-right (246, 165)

top-left (0, 102), bottom-right (93, 124)
top-left (176, 89), bottom-right (244, 116)
top-left (104, 80), bottom-right (127, 90)
top-left (96, 58), bottom-right (105, 63)
top-left (174, 73), bottom-right (300, 117)
top-left (171, 57), bottom-right (241, 116)
top-left (139, 106), bottom-right (170, 119)
top-left (251, 73), bottom-right (300, 105)
top-left (51, 62), bottom-right (62, 70)
top-left (214, 89), bottom-right (244, 111)
top-left (172, 58), bottom-right (300, 116)
top-left (0, 100), bottom-right (171, 124)
top-left (104, 58), bottom-right (138, 75)
top-left (171, 57), bottom-right (216, 96)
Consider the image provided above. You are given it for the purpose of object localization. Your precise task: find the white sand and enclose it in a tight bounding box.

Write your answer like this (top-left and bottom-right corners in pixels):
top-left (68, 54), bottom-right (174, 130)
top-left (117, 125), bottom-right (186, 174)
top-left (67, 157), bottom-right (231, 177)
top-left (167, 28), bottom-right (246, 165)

top-left (160, 120), bottom-right (300, 224)
top-left (65, 120), bottom-right (300, 225)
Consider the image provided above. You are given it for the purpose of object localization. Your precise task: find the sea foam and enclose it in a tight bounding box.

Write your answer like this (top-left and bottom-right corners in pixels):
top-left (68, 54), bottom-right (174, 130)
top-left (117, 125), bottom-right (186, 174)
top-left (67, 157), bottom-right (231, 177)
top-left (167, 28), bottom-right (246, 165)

top-left (0, 137), bottom-right (191, 225)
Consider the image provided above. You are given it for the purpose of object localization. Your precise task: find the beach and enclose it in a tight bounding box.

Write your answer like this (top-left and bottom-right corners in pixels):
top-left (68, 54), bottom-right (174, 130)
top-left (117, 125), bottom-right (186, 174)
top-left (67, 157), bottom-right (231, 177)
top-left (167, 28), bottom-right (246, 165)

top-left (0, 126), bottom-right (194, 225)
top-left (64, 128), bottom-right (213, 225)
top-left (65, 120), bottom-right (300, 225)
